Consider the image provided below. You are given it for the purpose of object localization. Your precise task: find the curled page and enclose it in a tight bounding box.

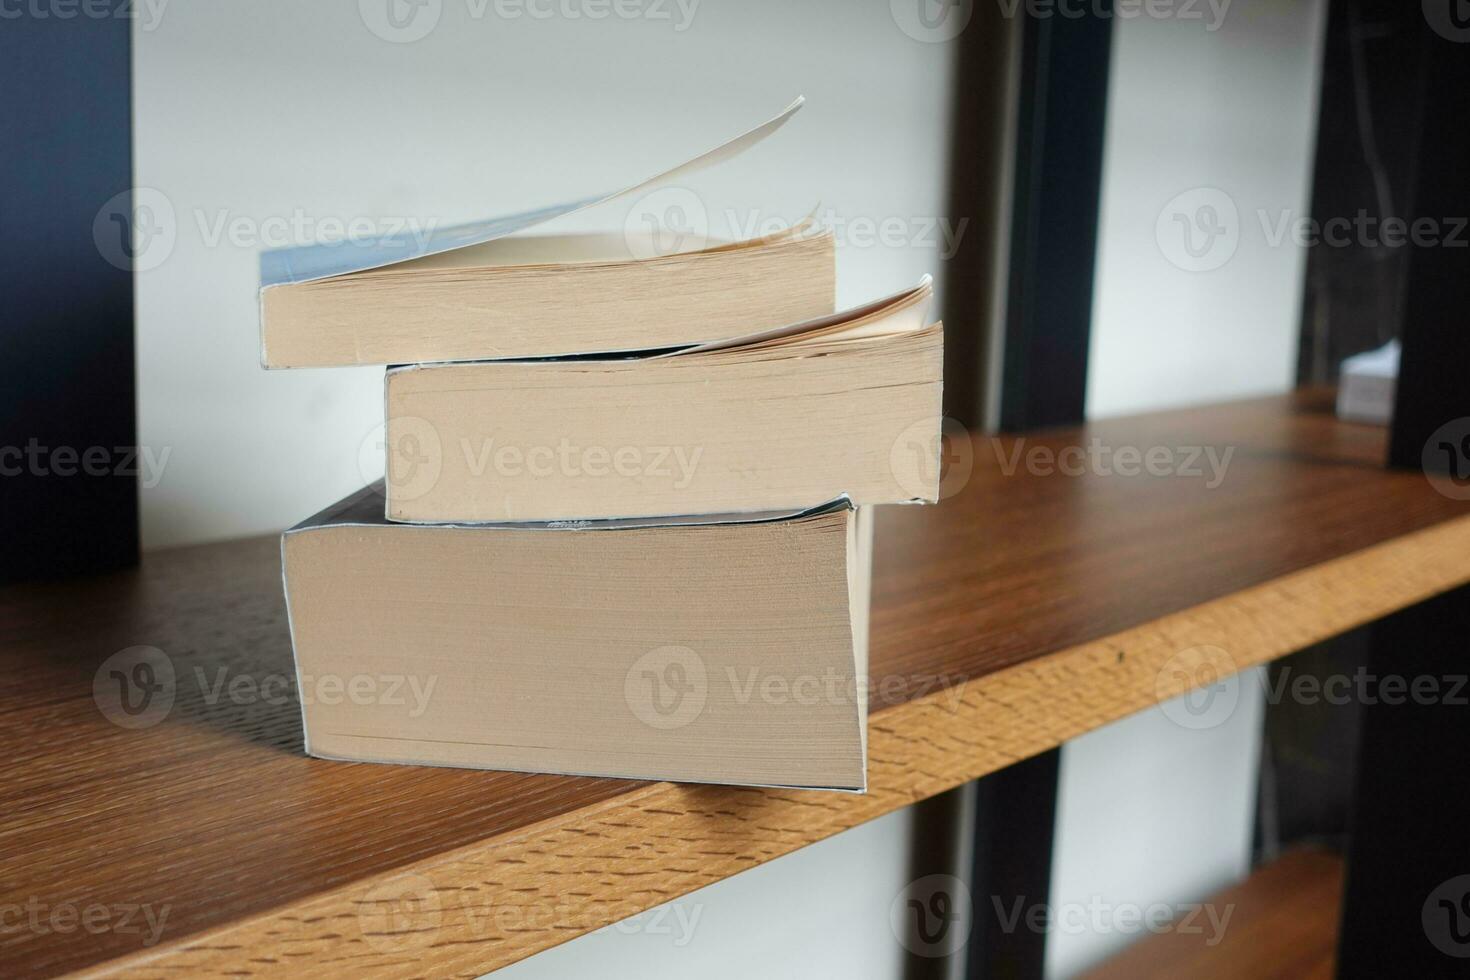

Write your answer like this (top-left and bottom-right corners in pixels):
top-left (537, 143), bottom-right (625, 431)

top-left (259, 97), bottom-right (805, 287)
top-left (655, 276), bottom-right (934, 358)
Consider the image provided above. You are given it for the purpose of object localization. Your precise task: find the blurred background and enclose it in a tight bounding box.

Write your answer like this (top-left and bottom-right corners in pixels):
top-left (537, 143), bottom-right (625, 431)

top-left (6, 0), bottom-right (1466, 976)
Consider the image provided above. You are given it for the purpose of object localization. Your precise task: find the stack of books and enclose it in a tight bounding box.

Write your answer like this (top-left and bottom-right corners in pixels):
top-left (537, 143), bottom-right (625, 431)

top-left (263, 100), bottom-right (944, 792)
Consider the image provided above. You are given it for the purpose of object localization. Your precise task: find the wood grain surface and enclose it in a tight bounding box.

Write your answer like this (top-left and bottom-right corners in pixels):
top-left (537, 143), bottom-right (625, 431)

top-left (3, 390), bottom-right (1467, 977)
top-left (1082, 849), bottom-right (1345, 980)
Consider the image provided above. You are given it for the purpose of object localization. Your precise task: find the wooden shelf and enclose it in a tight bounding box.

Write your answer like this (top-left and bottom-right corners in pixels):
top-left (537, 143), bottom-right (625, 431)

top-left (3, 389), bottom-right (1467, 978)
top-left (1082, 849), bottom-right (1345, 980)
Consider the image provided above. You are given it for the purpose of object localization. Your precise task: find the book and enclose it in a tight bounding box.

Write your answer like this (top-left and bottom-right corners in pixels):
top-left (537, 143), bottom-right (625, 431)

top-left (282, 486), bottom-right (873, 790)
top-left (258, 99), bottom-right (836, 368)
top-left (381, 279), bottom-right (944, 523)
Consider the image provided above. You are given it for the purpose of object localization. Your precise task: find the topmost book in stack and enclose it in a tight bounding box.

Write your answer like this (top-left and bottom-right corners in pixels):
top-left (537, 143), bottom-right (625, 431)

top-left (267, 99), bottom-right (945, 792)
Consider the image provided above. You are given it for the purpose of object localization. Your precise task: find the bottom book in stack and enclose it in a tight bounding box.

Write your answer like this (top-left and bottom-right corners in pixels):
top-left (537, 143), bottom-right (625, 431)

top-left (282, 485), bottom-right (874, 791)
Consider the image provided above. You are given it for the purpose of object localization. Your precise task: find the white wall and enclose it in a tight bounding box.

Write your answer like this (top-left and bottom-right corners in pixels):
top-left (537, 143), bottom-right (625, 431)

top-left (133, 5), bottom-right (952, 980)
top-left (133, 0), bottom-right (952, 549)
top-left (1049, 1), bottom-right (1326, 976)
top-left (495, 807), bottom-right (915, 980)
top-left (1047, 672), bottom-right (1267, 977)
top-left (1085, 0), bottom-right (1327, 419)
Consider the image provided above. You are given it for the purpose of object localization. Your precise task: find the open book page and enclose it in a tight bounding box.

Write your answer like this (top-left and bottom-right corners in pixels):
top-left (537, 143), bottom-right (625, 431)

top-left (662, 276), bottom-right (935, 358)
top-left (259, 97), bottom-right (805, 287)
top-left (384, 214), bottom-right (825, 274)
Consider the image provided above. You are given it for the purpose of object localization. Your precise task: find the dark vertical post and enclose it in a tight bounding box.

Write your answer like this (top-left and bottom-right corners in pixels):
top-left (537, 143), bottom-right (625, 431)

top-left (941, 0), bottom-right (1020, 431)
top-left (1294, 0), bottom-right (1427, 386)
top-left (901, 785), bottom-right (974, 980)
top-left (958, 8), bottom-right (1113, 980)
top-left (966, 751), bottom-right (1061, 980)
top-left (1336, 585), bottom-right (1470, 975)
top-left (1386, 13), bottom-right (1470, 473)
top-left (998, 1), bottom-right (1114, 433)
top-left (0, 1), bottom-right (138, 583)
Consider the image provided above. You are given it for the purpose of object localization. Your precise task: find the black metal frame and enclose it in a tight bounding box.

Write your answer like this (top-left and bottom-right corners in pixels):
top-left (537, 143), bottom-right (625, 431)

top-left (1338, 16), bottom-right (1470, 977)
top-left (1336, 586), bottom-right (1470, 975)
top-left (966, 751), bottom-right (1061, 980)
top-left (2, 2), bottom-right (137, 583)
top-left (957, 6), bottom-right (1114, 978)
top-left (1385, 12), bottom-right (1470, 473)
top-left (997, 0), bottom-right (1113, 433)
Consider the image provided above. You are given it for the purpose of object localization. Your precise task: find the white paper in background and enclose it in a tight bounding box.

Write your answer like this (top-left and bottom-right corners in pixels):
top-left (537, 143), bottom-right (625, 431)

top-left (1336, 339), bottom-right (1399, 425)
